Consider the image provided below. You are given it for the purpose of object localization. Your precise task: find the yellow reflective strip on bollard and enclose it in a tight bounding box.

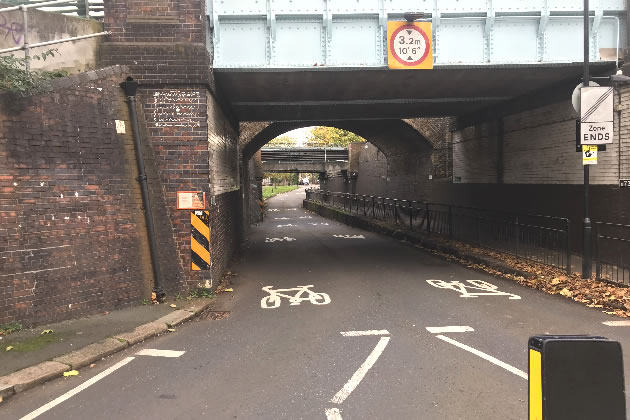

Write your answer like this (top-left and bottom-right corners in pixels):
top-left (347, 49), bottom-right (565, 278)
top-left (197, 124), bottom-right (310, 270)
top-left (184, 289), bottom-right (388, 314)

top-left (529, 349), bottom-right (543, 420)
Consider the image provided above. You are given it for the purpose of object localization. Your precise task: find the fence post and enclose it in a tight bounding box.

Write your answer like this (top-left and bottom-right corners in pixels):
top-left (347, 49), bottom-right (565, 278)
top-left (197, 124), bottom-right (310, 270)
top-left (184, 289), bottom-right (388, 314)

top-left (594, 223), bottom-right (601, 280)
top-left (382, 197), bottom-right (385, 220)
top-left (409, 201), bottom-right (413, 230)
top-left (426, 203), bottom-right (431, 234)
top-left (394, 200), bottom-right (398, 224)
top-left (566, 220), bottom-right (572, 275)
top-left (448, 206), bottom-right (453, 240)
top-left (343, 194), bottom-right (346, 211)
top-left (372, 196), bottom-right (375, 218)
top-left (515, 215), bottom-right (520, 257)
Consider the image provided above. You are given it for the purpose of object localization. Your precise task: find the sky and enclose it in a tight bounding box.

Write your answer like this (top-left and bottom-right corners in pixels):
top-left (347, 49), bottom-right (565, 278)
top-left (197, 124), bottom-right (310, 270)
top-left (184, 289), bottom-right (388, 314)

top-left (283, 127), bottom-right (315, 146)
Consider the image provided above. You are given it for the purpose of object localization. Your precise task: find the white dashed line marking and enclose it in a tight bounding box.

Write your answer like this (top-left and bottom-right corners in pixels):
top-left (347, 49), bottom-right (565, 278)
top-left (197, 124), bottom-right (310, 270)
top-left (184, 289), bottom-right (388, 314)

top-left (602, 320), bottom-right (630, 326)
top-left (341, 330), bottom-right (390, 337)
top-left (136, 349), bottom-right (186, 358)
top-left (426, 326), bottom-right (474, 334)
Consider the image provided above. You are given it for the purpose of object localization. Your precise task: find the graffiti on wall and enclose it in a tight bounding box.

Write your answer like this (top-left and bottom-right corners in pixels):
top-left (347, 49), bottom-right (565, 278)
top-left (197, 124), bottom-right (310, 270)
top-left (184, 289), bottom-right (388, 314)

top-left (151, 90), bottom-right (202, 128)
top-left (0, 14), bottom-right (24, 45)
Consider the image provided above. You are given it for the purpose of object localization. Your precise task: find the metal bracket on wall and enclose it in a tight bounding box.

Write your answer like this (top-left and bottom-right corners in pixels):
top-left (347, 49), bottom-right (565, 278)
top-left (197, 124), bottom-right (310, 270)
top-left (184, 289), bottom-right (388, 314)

top-left (432, 0), bottom-right (441, 62)
top-left (537, 0), bottom-right (549, 61)
top-left (266, 0), bottom-right (276, 41)
top-left (484, 0), bottom-right (495, 63)
top-left (592, 3), bottom-right (603, 61)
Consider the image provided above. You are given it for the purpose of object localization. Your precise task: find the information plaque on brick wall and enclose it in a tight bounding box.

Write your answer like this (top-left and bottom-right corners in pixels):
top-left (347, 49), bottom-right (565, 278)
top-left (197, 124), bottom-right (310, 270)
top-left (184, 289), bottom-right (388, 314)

top-left (177, 191), bottom-right (205, 210)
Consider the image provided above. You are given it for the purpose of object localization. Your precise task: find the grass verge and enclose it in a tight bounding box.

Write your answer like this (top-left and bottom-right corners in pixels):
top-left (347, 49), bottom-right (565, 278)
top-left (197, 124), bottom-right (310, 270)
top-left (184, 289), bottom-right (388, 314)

top-left (263, 185), bottom-right (299, 200)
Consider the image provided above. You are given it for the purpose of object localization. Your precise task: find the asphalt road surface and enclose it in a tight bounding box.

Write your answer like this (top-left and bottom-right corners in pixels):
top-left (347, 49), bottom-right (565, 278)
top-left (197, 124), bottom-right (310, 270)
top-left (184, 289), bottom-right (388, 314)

top-left (5, 186), bottom-right (630, 420)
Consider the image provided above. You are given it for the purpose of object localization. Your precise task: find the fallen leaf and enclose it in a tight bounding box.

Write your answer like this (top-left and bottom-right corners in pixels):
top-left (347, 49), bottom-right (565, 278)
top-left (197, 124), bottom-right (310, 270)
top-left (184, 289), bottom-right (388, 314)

top-left (551, 278), bottom-right (561, 285)
top-left (225, 288), bottom-right (233, 292)
top-left (167, 328), bottom-right (175, 332)
top-left (89, 364), bottom-right (96, 368)
top-left (559, 288), bottom-right (572, 297)
top-left (63, 370), bottom-right (79, 377)
top-left (41, 329), bottom-right (53, 335)
top-left (5, 346), bottom-right (13, 351)
top-left (169, 304), bottom-right (177, 308)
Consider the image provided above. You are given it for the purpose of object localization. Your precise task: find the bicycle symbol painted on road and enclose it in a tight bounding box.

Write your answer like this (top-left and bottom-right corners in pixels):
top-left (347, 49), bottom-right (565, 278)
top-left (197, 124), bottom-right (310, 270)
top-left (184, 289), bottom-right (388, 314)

top-left (265, 237), bottom-right (296, 243)
top-left (426, 279), bottom-right (521, 300)
top-left (333, 234), bottom-right (365, 239)
top-left (261, 285), bottom-right (331, 309)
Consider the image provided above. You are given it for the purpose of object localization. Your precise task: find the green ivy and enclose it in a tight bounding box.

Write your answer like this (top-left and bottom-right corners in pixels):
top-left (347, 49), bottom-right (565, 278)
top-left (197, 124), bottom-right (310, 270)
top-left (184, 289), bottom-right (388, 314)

top-left (0, 50), bottom-right (67, 97)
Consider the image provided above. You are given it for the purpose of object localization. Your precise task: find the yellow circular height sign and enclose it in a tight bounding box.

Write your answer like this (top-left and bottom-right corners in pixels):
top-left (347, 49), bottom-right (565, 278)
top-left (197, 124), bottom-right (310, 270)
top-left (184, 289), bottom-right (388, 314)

top-left (387, 21), bottom-right (433, 69)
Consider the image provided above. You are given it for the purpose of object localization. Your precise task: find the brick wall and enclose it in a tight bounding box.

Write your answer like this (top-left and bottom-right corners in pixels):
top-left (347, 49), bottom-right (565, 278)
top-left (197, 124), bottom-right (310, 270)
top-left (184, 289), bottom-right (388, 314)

top-left (0, 66), bottom-right (155, 325)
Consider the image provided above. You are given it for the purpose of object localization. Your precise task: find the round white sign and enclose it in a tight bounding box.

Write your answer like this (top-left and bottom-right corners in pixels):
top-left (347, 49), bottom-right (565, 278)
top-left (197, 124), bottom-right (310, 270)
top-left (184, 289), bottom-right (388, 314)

top-left (390, 25), bottom-right (430, 67)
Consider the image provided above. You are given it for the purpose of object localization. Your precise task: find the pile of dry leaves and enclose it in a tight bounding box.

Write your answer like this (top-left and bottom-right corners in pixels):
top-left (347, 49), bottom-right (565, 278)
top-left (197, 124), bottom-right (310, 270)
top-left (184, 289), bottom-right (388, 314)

top-left (423, 239), bottom-right (630, 318)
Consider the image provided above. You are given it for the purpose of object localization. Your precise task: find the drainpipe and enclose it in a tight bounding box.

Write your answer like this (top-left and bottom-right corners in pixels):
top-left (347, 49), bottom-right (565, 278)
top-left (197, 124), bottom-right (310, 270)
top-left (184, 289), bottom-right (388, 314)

top-left (120, 77), bottom-right (166, 302)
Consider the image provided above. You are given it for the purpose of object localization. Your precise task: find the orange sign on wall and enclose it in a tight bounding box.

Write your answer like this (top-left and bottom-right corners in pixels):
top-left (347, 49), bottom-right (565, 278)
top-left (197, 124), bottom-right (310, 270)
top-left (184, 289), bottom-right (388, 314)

top-left (387, 21), bottom-right (433, 70)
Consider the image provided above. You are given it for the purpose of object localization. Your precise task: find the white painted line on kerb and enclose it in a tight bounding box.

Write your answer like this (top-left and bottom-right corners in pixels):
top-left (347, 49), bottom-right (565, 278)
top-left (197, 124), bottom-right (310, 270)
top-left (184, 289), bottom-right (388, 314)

top-left (426, 326), bottom-right (474, 334)
top-left (325, 407), bottom-right (343, 420)
top-left (20, 357), bottom-right (135, 420)
top-left (340, 330), bottom-right (390, 337)
top-left (331, 336), bottom-right (390, 404)
top-left (136, 349), bottom-right (186, 358)
top-left (436, 335), bottom-right (527, 380)
top-left (602, 320), bottom-right (630, 326)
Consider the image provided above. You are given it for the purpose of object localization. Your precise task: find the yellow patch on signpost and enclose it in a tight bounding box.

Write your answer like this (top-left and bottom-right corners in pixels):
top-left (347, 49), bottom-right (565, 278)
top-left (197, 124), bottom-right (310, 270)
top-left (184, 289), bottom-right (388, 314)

top-left (529, 349), bottom-right (543, 420)
top-left (387, 21), bottom-right (433, 69)
top-left (582, 145), bottom-right (598, 165)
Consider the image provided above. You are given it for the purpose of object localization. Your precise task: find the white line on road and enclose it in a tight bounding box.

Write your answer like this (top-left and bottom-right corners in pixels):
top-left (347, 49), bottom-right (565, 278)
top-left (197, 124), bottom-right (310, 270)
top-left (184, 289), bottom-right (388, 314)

top-left (436, 335), bottom-right (527, 380)
top-left (20, 357), bottom-right (136, 420)
top-left (136, 349), bottom-right (186, 358)
top-left (602, 320), bottom-right (630, 326)
top-left (331, 336), bottom-right (390, 404)
top-left (325, 407), bottom-right (343, 420)
top-left (426, 326), bottom-right (474, 334)
top-left (340, 330), bottom-right (390, 337)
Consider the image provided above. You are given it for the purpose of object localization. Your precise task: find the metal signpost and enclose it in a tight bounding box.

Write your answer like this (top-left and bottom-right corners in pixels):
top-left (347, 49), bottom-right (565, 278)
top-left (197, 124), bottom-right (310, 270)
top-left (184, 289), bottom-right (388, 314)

top-left (581, 0), bottom-right (592, 279)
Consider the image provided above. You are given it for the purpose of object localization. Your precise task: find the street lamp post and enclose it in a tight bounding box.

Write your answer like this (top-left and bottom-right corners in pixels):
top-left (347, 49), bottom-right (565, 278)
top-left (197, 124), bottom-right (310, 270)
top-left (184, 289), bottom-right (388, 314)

top-left (582, 0), bottom-right (593, 279)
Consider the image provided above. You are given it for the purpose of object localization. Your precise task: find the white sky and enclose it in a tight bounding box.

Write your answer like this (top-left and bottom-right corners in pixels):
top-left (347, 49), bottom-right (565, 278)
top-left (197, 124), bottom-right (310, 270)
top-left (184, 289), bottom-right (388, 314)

top-left (283, 127), bottom-right (316, 146)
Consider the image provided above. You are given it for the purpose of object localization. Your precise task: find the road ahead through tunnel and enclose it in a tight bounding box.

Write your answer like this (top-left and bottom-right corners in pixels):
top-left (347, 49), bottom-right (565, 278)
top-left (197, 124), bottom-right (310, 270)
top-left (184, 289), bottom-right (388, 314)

top-left (5, 187), bottom-right (630, 420)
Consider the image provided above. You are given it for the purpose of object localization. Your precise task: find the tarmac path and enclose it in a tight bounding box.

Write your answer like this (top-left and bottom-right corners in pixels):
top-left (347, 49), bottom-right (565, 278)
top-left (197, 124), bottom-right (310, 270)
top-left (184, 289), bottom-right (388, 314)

top-left (4, 186), bottom-right (630, 419)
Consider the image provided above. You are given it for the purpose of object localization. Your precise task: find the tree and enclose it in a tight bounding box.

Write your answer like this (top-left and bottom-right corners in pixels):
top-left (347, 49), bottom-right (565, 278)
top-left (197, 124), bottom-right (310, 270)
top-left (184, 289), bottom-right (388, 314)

top-left (307, 127), bottom-right (365, 147)
top-left (264, 135), bottom-right (297, 148)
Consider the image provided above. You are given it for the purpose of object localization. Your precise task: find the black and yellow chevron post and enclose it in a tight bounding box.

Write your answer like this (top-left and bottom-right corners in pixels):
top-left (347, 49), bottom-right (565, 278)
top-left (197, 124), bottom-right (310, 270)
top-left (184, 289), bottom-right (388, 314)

top-left (191, 210), bottom-right (210, 270)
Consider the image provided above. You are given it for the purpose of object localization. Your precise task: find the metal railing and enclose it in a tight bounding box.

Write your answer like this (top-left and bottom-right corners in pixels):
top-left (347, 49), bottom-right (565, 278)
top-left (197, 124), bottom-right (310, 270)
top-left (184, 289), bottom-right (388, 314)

top-left (306, 189), bottom-right (571, 273)
top-left (0, 0), bottom-right (109, 70)
top-left (595, 222), bottom-right (630, 285)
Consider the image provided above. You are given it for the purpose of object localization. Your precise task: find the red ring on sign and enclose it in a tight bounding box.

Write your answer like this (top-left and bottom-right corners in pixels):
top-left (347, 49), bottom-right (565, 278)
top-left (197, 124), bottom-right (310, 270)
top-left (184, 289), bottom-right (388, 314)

top-left (390, 24), bottom-right (431, 67)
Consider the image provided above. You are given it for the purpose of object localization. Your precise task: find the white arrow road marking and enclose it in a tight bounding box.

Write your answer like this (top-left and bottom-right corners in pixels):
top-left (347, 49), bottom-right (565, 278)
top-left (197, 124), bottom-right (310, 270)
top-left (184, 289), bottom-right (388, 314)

top-left (602, 320), bottom-right (630, 326)
top-left (136, 349), bottom-right (186, 358)
top-left (341, 330), bottom-right (390, 337)
top-left (436, 335), bottom-right (527, 380)
top-left (325, 407), bottom-right (343, 420)
top-left (426, 326), bottom-right (474, 334)
top-left (331, 336), bottom-right (390, 404)
top-left (20, 357), bottom-right (136, 420)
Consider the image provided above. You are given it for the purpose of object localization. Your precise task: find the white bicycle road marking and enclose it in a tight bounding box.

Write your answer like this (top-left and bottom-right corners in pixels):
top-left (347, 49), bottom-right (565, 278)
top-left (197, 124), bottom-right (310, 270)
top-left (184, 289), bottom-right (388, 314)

top-left (331, 334), bottom-right (390, 404)
top-left (436, 335), bottom-right (528, 380)
top-left (287, 208), bottom-right (298, 211)
top-left (261, 285), bottom-right (330, 309)
top-left (299, 216), bottom-right (313, 219)
top-left (277, 224), bottom-right (295, 227)
top-left (333, 234), bottom-right (365, 239)
top-left (274, 217), bottom-right (290, 220)
top-left (325, 408), bottom-right (343, 420)
top-left (309, 222), bottom-right (329, 226)
top-left (341, 330), bottom-right (390, 337)
top-left (426, 279), bottom-right (521, 300)
top-left (268, 209), bottom-right (279, 212)
top-left (426, 326), bottom-right (474, 334)
top-left (265, 237), bottom-right (296, 243)
top-left (20, 357), bottom-right (136, 420)
top-left (602, 320), bottom-right (630, 326)
top-left (136, 349), bottom-right (185, 358)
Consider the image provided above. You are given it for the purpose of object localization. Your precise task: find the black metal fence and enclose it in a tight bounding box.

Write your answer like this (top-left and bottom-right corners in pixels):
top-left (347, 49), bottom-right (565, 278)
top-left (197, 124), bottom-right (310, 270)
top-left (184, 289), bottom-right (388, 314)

top-left (595, 222), bottom-right (630, 285)
top-left (306, 189), bottom-right (571, 273)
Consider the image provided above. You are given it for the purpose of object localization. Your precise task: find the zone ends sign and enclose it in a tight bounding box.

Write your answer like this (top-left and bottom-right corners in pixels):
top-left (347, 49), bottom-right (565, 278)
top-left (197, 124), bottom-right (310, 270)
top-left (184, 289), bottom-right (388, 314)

top-left (580, 87), bottom-right (614, 145)
top-left (387, 22), bottom-right (433, 69)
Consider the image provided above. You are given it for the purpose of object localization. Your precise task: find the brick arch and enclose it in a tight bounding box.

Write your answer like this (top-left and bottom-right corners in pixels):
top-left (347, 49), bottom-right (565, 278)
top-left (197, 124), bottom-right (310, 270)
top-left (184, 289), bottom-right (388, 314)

top-left (241, 119), bottom-right (434, 162)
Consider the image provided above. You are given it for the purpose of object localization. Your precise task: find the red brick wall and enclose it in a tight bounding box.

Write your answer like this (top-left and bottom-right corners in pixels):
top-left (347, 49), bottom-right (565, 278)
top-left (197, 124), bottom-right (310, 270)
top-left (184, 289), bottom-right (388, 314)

top-left (0, 66), bottom-right (154, 325)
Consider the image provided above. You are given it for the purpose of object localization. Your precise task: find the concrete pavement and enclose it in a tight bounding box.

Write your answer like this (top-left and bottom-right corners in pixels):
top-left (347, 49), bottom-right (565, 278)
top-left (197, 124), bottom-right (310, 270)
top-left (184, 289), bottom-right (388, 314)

top-left (3, 186), bottom-right (630, 419)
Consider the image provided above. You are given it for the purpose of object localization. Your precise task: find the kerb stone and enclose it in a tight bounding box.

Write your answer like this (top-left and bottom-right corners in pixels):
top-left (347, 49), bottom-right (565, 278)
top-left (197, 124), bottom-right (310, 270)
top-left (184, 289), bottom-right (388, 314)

top-left (53, 338), bottom-right (128, 369)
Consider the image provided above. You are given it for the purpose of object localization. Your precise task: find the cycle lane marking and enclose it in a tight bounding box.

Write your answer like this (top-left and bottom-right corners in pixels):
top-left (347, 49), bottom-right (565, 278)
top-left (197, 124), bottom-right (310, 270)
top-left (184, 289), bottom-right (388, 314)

top-left (426, 326), bottom-right (474, 334)
top-left (426, 279), bottom-right (521, 300)
top-left (260, 285), bottom-right (330, 309)
top-left (341, 330), bottom-right (390, 337)
top-left (136, 349), bottom-right (185, 358)
top-left (435, 335), bottom-right (528, 380)
top-left (325, 407), bottom-right (343, 420)
top-left (19, 357), bottom-right (136, 420)
top-left (603, 320), bottom-right (630, 326)
top-left (331, 333), bottom-right (391, 404)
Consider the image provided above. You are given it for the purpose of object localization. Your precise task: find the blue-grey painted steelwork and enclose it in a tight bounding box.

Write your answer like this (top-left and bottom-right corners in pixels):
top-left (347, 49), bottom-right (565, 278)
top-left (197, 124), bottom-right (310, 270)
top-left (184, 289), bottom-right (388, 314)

top-left (208, 0), bottom-right (626, 69)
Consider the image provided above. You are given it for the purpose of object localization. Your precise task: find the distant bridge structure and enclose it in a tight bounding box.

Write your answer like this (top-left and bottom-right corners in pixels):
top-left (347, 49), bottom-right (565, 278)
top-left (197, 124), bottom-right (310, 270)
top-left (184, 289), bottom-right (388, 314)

top-left (261, 147), bottom-right (350, 175)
